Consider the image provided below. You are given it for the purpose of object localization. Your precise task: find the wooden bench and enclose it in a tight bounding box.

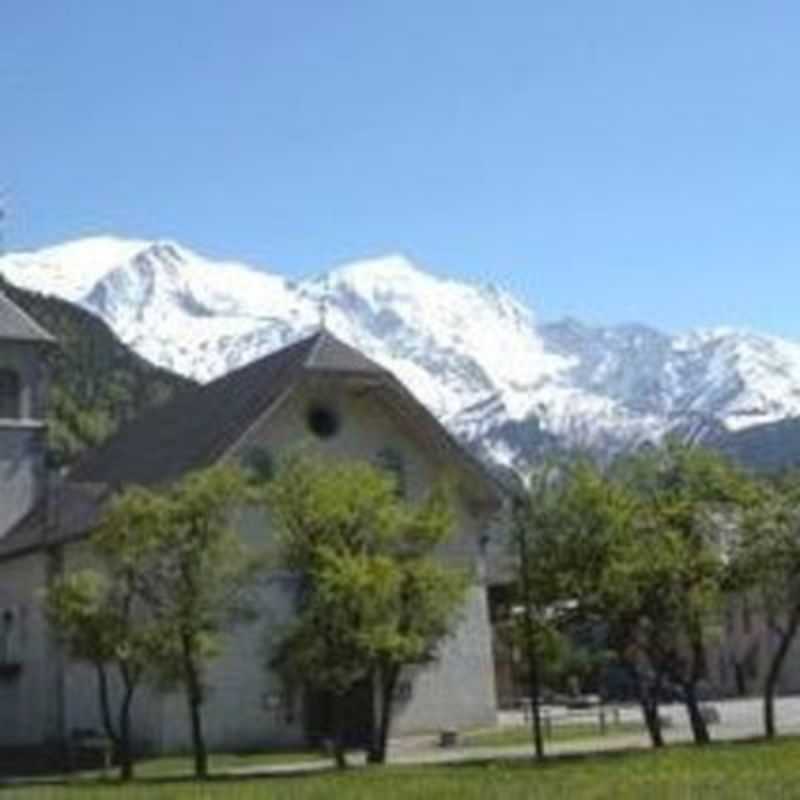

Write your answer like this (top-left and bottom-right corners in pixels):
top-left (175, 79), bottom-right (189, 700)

top-left (68, 732), bottom-right (113, 774)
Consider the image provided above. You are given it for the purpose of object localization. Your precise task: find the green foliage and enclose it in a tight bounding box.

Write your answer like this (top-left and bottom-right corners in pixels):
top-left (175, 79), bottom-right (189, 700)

top-left (506, 458), bottom-right (630, 756)
top-left (45, 571), bottom-right (115, 664)
top-left (93, 466), bottom-right (259, 689)
top-left (45, 571), bottom-right (162, 674)
top-left (53, 465), bottom-right (259, 779)
top-left (267, 456), bottom-right (466, 676)
top-left (512, 444), bottom-right (756, 747)
top-left (0, 278), bottom-right (193, 466)
top-left (617, 442), bottom-right (754, 674)
top-left (264, 455), bottom-right (468, 763)
top-left (44, 566), bottom-right (169, 779)
top-left (727, 474), bottom-right (800, 736)
top-left (525, 459), bottom-right (640, 607)
top-left (264, 456), bottom-right (405, 569)
top-left (729, 479), bottom-right (800, 610)
top-left (510, 459), bottom-right (634, 657)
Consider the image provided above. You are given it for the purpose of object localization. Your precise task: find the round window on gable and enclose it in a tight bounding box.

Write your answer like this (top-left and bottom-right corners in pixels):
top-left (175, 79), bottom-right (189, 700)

top-left (307, 405), bottom-right (340, 439)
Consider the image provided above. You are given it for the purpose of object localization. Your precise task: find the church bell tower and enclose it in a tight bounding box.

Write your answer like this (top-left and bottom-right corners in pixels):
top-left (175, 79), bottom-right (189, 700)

top-left (0, 290), bottom-right (54, 538)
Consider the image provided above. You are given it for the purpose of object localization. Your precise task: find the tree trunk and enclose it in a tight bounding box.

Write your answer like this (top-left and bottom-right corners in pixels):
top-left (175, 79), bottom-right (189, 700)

top-left (640, 677), bottom-right (664, 749)
top-left (763, 610), bottom-right (800, 740)
top-left (682, 682), bottom-right (710, 745)
top-left (642, 696), bottom-right (664, 749)
top-left (625, 660), bottom-right (663, 749)
top-left (95, 663), bottom-right (119, 747)
top-left (526, 651), bottom-right (545, 760)
top-left (680, 626), bottom-right (711, 746)
top-left (117, 687), bottom-right (135, 781)
top-left (733, 661), bottom-right (747, 696)
top-left (331, 693), bottom-right (349, 769)
top-left (368, 666), bottom-right (398, 764)
top-left (764, 669), bottom-right (778, 741)
top-left (181, 635), bottom-right (208, 779)
top-left (515, 500), bottom-right (544, 761)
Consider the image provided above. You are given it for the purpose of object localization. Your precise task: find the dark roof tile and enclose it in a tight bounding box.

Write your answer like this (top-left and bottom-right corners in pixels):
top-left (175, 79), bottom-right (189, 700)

top-left (0, 482), bottom-right (108, 561)
top-left (69, 333), bottom-right (319, 486)
top-left (70, 329), bottom-right (505, 498)
top-left (2, 329), bottom-right (505, 560)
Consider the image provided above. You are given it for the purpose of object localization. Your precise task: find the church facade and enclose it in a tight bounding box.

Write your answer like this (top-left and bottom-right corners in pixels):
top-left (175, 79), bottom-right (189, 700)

top-left (0, 294), bottom-right (503, 755)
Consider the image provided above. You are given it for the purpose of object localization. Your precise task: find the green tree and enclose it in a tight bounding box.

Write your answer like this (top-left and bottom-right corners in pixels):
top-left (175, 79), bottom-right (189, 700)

top-left (728, 473), bottom-right (800, 739)
top-left (265, 455), bottom-right (468, 767)
top-left (93, 466), bottom-right (258, 779)
top-left (553, 463), bottom-right (669, 747)
top-left (514, 453), bottom-right (741, 751)
top-left (507, 462), bottom-right (572, 760)
top-left (617, 440), bottom-right (754, 745)
top-left (44, 571), bottom-right (163, 780)
top-left (510, 460), bottom-right (672, 752)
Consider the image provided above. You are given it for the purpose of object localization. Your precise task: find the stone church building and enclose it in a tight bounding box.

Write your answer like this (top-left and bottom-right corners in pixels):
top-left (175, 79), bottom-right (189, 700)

top-left (0, 290), bottom-right (503, 755)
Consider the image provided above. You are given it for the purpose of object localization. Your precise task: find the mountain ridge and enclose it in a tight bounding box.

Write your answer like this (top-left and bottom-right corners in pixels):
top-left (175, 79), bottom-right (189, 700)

top-left (4, 236), bottom-right (800, 469)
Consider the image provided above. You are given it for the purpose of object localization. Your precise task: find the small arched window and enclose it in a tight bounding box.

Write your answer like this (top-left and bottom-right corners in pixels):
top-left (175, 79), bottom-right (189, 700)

top-left (376, 448), bottom-right (406, 498)
top-left (0, 370), bottom-right (20, 419)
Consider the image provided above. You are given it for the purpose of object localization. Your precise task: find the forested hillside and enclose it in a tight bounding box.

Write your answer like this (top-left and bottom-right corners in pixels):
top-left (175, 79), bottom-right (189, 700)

top-left (0, 278), bottom-right (195, 467)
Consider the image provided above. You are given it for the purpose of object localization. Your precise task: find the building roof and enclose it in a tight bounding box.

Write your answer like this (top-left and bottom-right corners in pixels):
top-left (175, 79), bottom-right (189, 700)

top-left (0, 329), bottom-right (504, 562)
top-left (0, 482), bottom-right (109, 562)
top-left (68, 330), bottom-right (392, 487)
top-left (0, 290), bottom-right (55, 344)
top-left (305, 330), bottom-right (389, 374)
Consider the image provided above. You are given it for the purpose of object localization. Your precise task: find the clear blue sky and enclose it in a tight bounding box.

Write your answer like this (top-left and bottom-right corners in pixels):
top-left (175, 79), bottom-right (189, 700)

top-left (4, 1), bottom-right (800, 334)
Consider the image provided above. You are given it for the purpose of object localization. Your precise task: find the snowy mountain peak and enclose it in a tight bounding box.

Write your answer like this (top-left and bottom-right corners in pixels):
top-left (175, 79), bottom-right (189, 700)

top-left (3, 236), bottom-right (800, 468)
top-left (1, 236), bottom-right (150, 301)
top-left (35, 235), bottom-right (151, 267)
top-left (131, 240), bottom-right (187, 267)
top-left (329, 252), bottom-right (424, 282)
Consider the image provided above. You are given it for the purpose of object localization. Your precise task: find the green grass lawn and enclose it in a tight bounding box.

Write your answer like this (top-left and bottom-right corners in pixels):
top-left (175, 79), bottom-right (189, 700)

top-left (6, 738), bottom-right (800, 800)
top-left (461, 720), bottom-right (646, 747)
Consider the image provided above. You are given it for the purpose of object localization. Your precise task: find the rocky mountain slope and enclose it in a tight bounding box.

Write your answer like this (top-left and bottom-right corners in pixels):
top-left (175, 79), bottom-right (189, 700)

top-left (4, 237), bottom-right (800, 469)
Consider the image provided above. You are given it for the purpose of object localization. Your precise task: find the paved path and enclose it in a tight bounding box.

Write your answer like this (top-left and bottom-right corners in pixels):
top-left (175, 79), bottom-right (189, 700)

top-left (5, 696), bottom-right (800, 786)
top-left (203, 696), bottom-right (800, 775)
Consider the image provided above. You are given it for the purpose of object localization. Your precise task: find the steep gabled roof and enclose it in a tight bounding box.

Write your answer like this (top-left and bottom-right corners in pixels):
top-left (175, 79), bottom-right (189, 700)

top-left (305, 331), bottom-right (389, 374)
top-left (69, 333), bottom-right (316, 486)
top-left (0, 482), bottom-right (109, 562)
top-left (0, 329), bottom-right (503, 562)
top-left (68, 330), bottom-right (389, 487)
top-left (69, 328), bottom-right (503, 505)
top-left (0, 290), bottom-right (55, 344)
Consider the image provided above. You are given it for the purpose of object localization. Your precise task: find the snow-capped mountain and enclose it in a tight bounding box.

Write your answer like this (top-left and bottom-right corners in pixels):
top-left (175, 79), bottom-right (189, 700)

top-left (4, 236), bottom-right (800, 469)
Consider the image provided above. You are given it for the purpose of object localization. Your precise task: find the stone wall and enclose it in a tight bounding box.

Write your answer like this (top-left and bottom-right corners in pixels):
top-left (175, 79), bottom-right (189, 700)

top-left (0, 551), bottom-right (54, 747)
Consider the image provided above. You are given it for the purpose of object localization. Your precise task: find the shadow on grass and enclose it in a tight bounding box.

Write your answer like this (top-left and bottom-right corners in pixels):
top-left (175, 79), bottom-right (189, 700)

top-left (0, 752), bottom-right (337, 792)
top-left (0, 762), bottom-right (339, 793)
